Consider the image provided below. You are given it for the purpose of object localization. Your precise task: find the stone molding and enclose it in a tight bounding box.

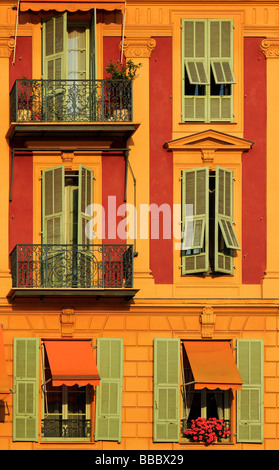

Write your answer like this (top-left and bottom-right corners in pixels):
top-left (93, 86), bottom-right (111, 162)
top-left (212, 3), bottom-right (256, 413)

top-left (122, 37), bottom-right (156, 59)
top-left (0, 37), bottom-right (14, 58)
top-left (260, 38), bottom-right (279, 58)
top-left (200, 306), bottom-right (216, 338)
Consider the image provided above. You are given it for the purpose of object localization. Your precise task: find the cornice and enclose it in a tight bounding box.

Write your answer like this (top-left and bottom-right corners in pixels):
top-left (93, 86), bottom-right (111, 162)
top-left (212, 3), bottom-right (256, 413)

top-left (260, 38), bottom-right (279, 58)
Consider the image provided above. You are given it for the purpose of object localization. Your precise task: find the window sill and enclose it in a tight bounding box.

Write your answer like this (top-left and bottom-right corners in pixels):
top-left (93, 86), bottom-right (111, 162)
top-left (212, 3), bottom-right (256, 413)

top-left (180, 438), bottom-right (234, 445)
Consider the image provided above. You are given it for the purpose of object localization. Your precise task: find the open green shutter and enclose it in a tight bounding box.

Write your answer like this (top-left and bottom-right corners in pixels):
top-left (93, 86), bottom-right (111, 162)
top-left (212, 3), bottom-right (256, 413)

top-left (181, 167), bottom-right (209, 274)
top-left (236, 339), bottom-right (264, 443)
top-left (182, 19), bottom-right (208, 121)
top-left (42, 165), bottom-right (65, 244)
top-left (13, 338), bottom-right (39, 442)
top-left (214, 166), bottom-right (240, 274)
top-left (78, 164), bottom-right (93, 245)
top-left (90, 8), bottom-right (97, 80)
top-left (95, 338), bottom-right (123, 443)
top-left (153, 338), bottom-right (180, 442)
top-left (43, 13), bottom-right (67, 80)
top-left (209, 19), bottom-right (234, 121)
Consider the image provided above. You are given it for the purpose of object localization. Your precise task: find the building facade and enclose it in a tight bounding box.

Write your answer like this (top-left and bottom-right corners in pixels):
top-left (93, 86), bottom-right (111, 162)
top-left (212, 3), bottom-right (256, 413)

top-left (0, 0), bottom-right (278, 450)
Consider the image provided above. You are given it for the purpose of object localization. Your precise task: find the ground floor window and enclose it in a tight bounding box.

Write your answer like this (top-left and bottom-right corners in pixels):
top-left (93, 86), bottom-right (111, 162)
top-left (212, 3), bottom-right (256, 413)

top-left (41, 346), bottom-right (91, 440)
top-left (181, 342), bottom-right (231, 443)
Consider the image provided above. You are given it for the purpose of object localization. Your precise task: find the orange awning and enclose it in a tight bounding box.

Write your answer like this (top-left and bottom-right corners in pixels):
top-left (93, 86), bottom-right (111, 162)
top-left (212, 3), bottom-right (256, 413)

top-left (183, 340), bottom-right (243, 391)
top-left (0, 325), bottom-right (10, 394)
top-left (20, 0), bottom-right (125, 12)
top-left (44, 340), bottom-right (100, 387)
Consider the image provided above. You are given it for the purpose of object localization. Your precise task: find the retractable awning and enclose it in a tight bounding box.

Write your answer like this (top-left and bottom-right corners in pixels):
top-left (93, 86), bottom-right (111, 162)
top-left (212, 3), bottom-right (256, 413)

top-left (0, 325), bottom-right (10, 394)
top-left (20, 0), bottom-right (125, 11)
top-left (182, 340), bottom-right (243, 391)
top-left (44, 340), bottom-right (100, 387)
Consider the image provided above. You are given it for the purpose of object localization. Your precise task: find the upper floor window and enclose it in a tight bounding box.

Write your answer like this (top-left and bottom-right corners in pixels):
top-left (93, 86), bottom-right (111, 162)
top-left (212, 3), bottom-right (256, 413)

top-left (42, 164), bottom-right (93, 245)
top-left (42, 11), bottom-right (96, 81)
top-left (181, 19), bottom-right (235, 122)
top-left (181, 166), bottom-right (240, 275)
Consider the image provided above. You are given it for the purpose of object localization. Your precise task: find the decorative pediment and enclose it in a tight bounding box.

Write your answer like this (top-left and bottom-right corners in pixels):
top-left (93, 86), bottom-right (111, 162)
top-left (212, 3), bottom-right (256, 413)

top-left (163, 129), bottom-right (254, 152)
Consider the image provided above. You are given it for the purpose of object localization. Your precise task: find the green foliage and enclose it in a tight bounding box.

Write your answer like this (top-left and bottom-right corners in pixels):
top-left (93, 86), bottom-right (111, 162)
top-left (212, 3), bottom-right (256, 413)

top-left (105, 59), bottom-right (142, 80)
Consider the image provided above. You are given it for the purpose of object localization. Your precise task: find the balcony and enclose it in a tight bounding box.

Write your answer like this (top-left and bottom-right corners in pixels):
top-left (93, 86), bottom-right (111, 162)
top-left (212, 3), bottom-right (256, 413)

top-left (8, 79), bottom-right (137, 144)
top-left (9, 244), bottom-right (137, 300)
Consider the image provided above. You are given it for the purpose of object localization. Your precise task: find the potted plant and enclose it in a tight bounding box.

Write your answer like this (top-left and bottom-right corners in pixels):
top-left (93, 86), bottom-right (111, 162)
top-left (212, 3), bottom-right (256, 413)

top-left (104, 60), bottom-right (142, 121)
top-left (105, 59), bottom-right (142, 80)
top-left (184, 417), bottom-right (231, 445)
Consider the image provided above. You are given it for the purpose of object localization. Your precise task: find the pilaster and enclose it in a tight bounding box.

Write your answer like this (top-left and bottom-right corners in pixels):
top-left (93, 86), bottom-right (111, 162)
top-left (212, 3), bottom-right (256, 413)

top-left (123, 37), bottom-right (156, 295)
top-left (0, 36), bottom-right (14, 301)
top-left (260, 39), bottom-right (279, 297)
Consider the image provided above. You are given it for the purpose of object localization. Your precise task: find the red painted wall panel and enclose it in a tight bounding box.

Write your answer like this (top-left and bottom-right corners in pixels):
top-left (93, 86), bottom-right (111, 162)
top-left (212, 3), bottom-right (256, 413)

top-left (149, 37), bottom-right (173, 284)
top-left (9, 37), bottom-right (33, 253)
top-left (243, 37), bottom-right (266, 284)
top-left (9, 37), bottom-right (33, 91)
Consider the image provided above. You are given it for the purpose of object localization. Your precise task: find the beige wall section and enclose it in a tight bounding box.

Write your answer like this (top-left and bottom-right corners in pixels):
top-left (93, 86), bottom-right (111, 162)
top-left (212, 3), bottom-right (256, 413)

top-left (0, 304), bottom-right (278, 450)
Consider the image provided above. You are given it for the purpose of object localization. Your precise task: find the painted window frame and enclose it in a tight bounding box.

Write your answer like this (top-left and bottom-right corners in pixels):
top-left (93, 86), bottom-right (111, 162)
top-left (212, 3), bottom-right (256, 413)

top-left (13, 337), bottom-right (123, 443)
top-left (153, 338), bottom-right (264, 445)
top-left (181, 166), bottom-right (240, 276)
top-left (41, 344), bottom-right (91, 442)
top-left (42, 10), bottom-right (96, 81)
top-left (181, 18), bottom-right (235, 123)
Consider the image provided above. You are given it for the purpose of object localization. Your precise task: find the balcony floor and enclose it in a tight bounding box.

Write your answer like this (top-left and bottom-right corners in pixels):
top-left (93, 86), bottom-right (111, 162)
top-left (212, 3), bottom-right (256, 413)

top-left (7, 121), bottom-right (139, 145)
top-left (8, 287), bottom-right (139, 301)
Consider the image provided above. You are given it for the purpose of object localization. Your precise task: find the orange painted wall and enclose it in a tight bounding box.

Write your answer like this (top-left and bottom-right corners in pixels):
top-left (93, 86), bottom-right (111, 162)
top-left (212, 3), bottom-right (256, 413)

top-left (0, 304), bottom-right (278, 450)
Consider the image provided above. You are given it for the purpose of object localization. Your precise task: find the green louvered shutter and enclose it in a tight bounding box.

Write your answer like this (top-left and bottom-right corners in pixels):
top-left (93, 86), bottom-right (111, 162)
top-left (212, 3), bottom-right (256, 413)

top-left (42, 166), bottom-right (65, 287)
top-left (214, 166), bottom-right (240, 274)
top-left (95, 338), bottom-right (123, 443)
top-left (42, 14), bottom-right (67, 121)
top-left (90, 8), bottom-right (97, 80)
top-left (153, 338), bottom-right (180, 442)
top-left (78, 164), bottom-right (93, 245)
top-left (182, 19), bottom-right (208, 121)
top-left (181, 167), bottom-right (209, 274)
top-left (236, 339), bottom-right (264, 443)
top-left (13, 338), bottom-right (39, 442)
top-left (43, 13), bottom-right (67, 80)
top-left (42, 165), bottom-right (65, 245)
top-left (209, 19), bottom-right (234, 121)
top-left (77, 165), bottom-right (93, 287)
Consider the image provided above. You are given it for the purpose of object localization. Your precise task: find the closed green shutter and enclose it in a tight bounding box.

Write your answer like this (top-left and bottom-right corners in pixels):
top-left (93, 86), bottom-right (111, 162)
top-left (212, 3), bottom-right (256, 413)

top-left (95, 338), bottom-right (123, 443)
top-left (214, 166), bottom-right (240, 274)
top-left (181, 167), bottom-right (209, 274)
top-left (42, 165), bottom-right (65, 244)
top-left (78, 164), bottom-right (93, 245)
top-left (182, 19), bottom-right (208, 121)
top-left (236, 339), bottom-right (264, 443)
top-left (13, 338), bottom-right (39, 442)
top-left (153, 338), bottom-right (180, 442)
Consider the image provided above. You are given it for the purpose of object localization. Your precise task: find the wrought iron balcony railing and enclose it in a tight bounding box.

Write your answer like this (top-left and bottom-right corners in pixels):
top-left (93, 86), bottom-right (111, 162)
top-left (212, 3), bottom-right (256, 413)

top-left (10, 78), bottom-right (133, 123)
top-left (41, 417), bottom-right (91, 439)
top-left (10, 244), bottom-right (134, 289)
